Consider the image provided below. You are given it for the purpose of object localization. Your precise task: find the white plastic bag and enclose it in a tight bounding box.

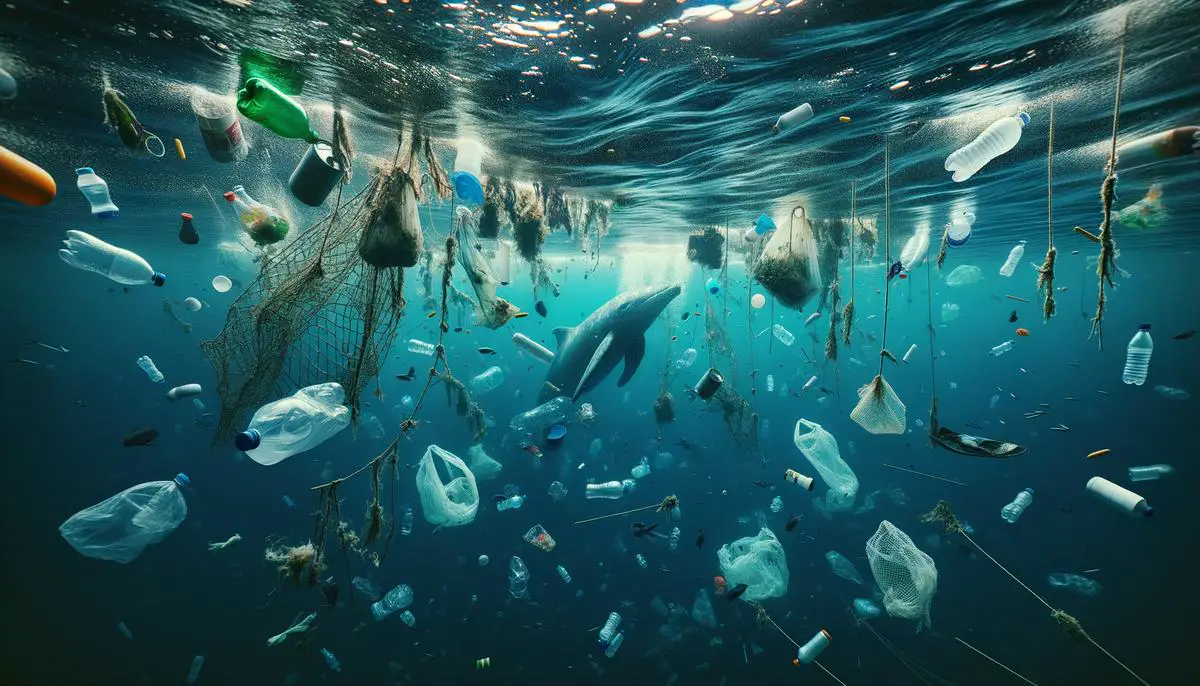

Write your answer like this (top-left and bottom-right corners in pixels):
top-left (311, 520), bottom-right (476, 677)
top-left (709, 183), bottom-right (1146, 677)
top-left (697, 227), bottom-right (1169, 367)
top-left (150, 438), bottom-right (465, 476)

top-left (716, 527), bottom-right (789, 601)
top-left (416, 445), bottom-right (479, 527)
top-left (793, 418), bottom-right (859, 512)
top-left (59, 474), bottom-right (189, 563)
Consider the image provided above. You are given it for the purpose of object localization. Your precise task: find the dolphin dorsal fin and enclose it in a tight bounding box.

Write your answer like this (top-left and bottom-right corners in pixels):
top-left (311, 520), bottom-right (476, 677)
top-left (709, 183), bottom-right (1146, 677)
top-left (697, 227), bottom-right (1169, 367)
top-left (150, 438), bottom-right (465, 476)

top-left (552, 327), bottom-right (573, 348)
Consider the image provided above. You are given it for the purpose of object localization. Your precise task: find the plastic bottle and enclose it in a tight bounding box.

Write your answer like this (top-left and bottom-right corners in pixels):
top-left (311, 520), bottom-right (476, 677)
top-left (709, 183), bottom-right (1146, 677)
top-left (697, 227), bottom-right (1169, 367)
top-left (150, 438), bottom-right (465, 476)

top-left (1127, 464), bottom-right (1174, 482)
top-left (512, 333), bottom-right (554, 364)
top-left (999, 241), bottom-right (1026, 277)
top-left (137, 355), bottom-right (165, 383)
top-left (508, 555), bottom-right (529, 598)
top-left (235, 383), bottom-right (351, 466)
top-left (470, 366), bottom-right (504, 396)
top-left (166, 383), bottom-right (201, 401)
top-left (59, 230), bottom-right (165, 286)
top-left (186, 655), bottom-right (205, 684)
top-left (669, 526), bottom-right (681, 552)
top-left (944, 112), bottom-right (1030, 182)
top-left (401, 505), bottom-right (413, 536)
top-left (117, 621), bottom-right (133, 640)
top-left (496, 494), bottom-right (525, 511)
top-left (59, 473), bottom-right (191, 563)
top-left (408, 338), bottom-right (437, 356)
top-left (605, 630), bottom-right (625, 658)
top-left (767, 374), bottom-right (775, 392)
top-left (320, 648), bottom-right (341, 673)
top-left (236, 78), bottom-right (318, 143)
top-left (772, 324), bottom-right (795, 346)
top-left (75, 167), bottom-right (119, 218)
top-left (773, 102), bottom-right (814, 134)
top-left (556, 565), bottom-right (572, 584)
top-left (224, 185), bottom-right (289, 245)
top-left (282, 495), bottom-right (295, 509)
top-left (585, 480), bottom-right (629, 500)
top-left (178, 212), bottom-right (200, 245)
top-left (508, 396), bottom-right (573, 435)
top-left (635, 553), bottom-right (648, 569)
top-left (796, 630), bottom-right (832, 664)
top-left (399, 610), bottom-right (416, 627)
top-left (548, 481), bottom-right (568, 501)
top-left (902, 343), bottom-right (917, 363)
top-left (1122, 325), bottom-right (1153, 386)
top-left (1000, 488), bottom-right (1034, 523)
top-left (598, 612), bottom-right (622, 649)
top-left (631, 457), bottom-right (650, 480)
top-left (770, 496), bottom-right (783, 513)
top-left (947, 211), bottom-right (975, 247)
top-left (989, 340), bottom-right (1014, 357)
top-left (1086, 477), bottom-right (1153, 517)
top-left (370, 583), bottom-right (414, 621)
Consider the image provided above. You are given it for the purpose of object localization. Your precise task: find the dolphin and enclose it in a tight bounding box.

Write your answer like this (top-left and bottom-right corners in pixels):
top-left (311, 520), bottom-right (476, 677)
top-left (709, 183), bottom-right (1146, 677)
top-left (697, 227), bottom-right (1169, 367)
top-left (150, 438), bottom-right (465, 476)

top-left (538, 284), bottom-right (682, 403)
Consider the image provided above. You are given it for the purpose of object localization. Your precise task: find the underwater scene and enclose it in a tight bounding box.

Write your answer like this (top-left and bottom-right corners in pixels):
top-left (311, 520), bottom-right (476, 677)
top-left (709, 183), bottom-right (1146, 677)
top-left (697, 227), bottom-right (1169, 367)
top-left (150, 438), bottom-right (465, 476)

top-left (1, 0), bottom-right (1198, 684)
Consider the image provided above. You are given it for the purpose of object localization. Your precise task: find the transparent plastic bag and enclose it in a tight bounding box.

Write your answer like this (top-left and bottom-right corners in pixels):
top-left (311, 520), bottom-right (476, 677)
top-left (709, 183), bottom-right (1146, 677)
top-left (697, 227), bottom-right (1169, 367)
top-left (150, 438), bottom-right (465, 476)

top-left (415, 445), bottom-right (479, 527)
top-left (59, 477), bottom-right (188, 563)
top-left (716, 527), bottom-right (789, 601)
top-left (466, 443), bottom-right (503, 482)
top-left (793, 418), bottom-right (859, 511)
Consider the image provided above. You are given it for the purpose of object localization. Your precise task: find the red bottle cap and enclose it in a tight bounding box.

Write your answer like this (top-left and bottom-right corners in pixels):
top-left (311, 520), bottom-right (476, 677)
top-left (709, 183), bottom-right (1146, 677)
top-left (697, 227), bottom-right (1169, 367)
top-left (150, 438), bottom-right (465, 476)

top-left (223, 191), bottom-right (235, 201)
top-left (180, 212), bottom-right (193, 220)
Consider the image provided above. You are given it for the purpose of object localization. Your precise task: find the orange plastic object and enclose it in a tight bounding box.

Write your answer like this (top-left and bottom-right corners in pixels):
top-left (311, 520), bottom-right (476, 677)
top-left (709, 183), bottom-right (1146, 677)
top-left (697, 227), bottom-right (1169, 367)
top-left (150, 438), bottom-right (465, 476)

top-left (1015, 328), bottom-right (1030, 337)
top-left (0, 144), bottom-right (56, 206)
top-left (174, 137), bottom-right (186, 160)
top-left (1087, 448), bottom-right (1111, 459)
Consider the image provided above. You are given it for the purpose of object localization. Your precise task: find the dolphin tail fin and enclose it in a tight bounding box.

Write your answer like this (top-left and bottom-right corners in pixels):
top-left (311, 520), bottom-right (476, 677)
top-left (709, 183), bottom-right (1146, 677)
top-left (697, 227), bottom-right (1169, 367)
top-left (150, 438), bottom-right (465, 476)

top-left (616, 334), bottom-right (645, 387)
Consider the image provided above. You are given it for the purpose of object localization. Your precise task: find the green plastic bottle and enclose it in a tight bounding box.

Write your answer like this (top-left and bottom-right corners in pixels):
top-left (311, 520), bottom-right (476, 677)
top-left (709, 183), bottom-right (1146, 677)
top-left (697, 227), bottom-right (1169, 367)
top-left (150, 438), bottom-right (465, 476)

top-left (236, 78), bottom-right (318, 143)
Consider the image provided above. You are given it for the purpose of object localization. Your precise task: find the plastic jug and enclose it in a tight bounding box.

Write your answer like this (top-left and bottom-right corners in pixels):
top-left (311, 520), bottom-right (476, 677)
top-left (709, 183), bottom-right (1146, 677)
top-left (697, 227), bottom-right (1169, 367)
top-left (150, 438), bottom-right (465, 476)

top-left (1122, 325), bottom-right (1153, 386)
top-left (224, 185), bottom-right (289, 245)
top-left (75, 167), bottom-right (119, 218)
top-left (59, 473), bottom-right (190, 563)
top-left (945, 112), bottom-right (1030, 182)
top-left (236, 78), bottom-right (318, 143)
top-left (59, 230), bottom-right (165, 286)
top-left (235, 382), bottom-right (351, 465)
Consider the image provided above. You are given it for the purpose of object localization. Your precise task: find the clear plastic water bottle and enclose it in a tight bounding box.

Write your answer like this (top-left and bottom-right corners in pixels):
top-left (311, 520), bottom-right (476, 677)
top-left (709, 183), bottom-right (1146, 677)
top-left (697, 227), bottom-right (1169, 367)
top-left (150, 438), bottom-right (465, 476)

top-left (772, 324), bottom-right (796, 346)
top-left (408, 339), bottom-right (437, 356)
top-left (76, 167), bottom-right (119, 218)
top-left (401, 505), bottom-right (413, 536)
top-left (1128, 464), bottom-right (1174, 482)
top-left (1122, 325), bottom-right (1153, 386)
top-left (605, 631), bottom-right (625, 658)
top-left (598, 612), bottom-right (621, 650)
top-left (635, 553), bottom-right (648, 569)
top-left (999, 241), bottom-right (1027, 277)
top-left (770, 496), bottom-right (783, 513)
top-left (556, 564), bottom-right (572, 584)
top-left (668, 526), bottom-right (680, 552)
top-left (508, 555), bottom-right (529, 599)
top-left (496, 494), bottom-right (525, 511)
top-left (59, 230), bottom-right (165, 286)
top-left (585, 480), bottom-right (628, 500)
top-left (320, 648), bottom-right (341, 673)
top-left (470, 366), bottom-right (504, 395)
top-left (136, 355), bottom-right (164, 383)
top-left (989, 340), bottom-right (1014, 357)
top-left (235, 383), bottom-right (351, 466)
top-left (508, 396), bottom-right (573, 435)
top-left (944, 112), bottom-right (1030, 182)
top-left (370, 583), bottom-right (414, 621)
top-left (399, 610), bottom-right (416, 627)
top-left (185, 655), bottom-right (205, 684)
top-left (1000, 488), bottom-right (1034, 523)
top-left (767, 374), bottom-right (775, 393)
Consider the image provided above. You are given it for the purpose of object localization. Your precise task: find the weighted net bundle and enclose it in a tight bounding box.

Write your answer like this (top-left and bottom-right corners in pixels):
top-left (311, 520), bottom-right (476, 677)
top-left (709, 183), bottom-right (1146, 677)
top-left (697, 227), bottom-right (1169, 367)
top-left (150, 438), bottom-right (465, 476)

top-left (850, 374), bottom-right (907, 435)
top-left (865, 520), bottom-right (938, 631)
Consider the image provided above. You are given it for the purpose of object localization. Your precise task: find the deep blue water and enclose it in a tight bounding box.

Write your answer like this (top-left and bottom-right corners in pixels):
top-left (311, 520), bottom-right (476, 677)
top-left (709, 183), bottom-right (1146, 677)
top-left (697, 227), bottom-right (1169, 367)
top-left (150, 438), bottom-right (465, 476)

top-left (2, 0), bottom-right (1199, 685)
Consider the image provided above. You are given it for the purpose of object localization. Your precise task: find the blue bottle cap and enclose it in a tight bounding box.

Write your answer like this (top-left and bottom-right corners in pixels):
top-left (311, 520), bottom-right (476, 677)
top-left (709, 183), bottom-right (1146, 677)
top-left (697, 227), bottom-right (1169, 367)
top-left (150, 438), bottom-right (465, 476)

top-left (1016, 112), bottom-right (1030, 126)
top-left (151, 272), bottom-right (166, 287)
top-left (235, 429), bottom-right (262, 451)
top-left (174, 472), bottom-right (191, 486)
top-left (547, 424), bottom-right (567, 442)
top-left (705, 277), bottom-right (720, 294)
top-left (75, 167), bottom-right (94, 175)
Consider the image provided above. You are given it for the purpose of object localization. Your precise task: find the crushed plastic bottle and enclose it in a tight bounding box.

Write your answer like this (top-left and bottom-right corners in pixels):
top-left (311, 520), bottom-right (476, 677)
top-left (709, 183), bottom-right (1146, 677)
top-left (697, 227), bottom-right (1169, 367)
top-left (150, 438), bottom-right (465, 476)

top-left (772, 324), bottom-right (796, 346)
top-left (999, 241), bottom-right (1027, 277)
top-left (557, 564), bottom-right (572, 584)
top-left (399, 610), bottom-right (416, 627)
top-left (60, 231), bottom-right (165, 286)
top-left (497, 494), bottom-right (526, 512)
top-left (76, 167), bottom-right (119, 218)
top-left (407, 339), bottom-right (436, 356)
top-left (1128, 464), bottom-right (1174, 482)
top-left (989, 394), bottom-right (1000, 410)
top-left (766, 374), bottom-right (775, 392)
top-left (235, 383), bottom-right (351, 466)
top-left (1122, 325), bottom-right (1153, 386)
top-left (669, 526), bottom-right (681, 552)
top-left (631, 457), bottom-right (651, 480)
top-left (509, 396), bottom-right (573, 435)
top-left (509, 555), bottom-right (529, 598)
top-left (186, 655), bottom-right (205, 684)
top-left (136, 355), bottom-right (164, 383)
top-left (401, 505), bottom-right (413, 536)
top-left (635, 553), bottom-right (648, 569)
top-left (548, 481), bottom-right (568, 501)
top-left (585, 480), bottom-right (635, 500)
top-left (989, 340), bottom-right (1014, 357)
top-left (674, 347), bottom-right (698, 370)
top-left (320, 648), bottom-right (341, 673)
top-left (1001, 488), bottom-right (1034, 523)
top-left (944, 111), bottom-right (1030, 182)
top-left (282, 495), bottom-right (295, 509)
top-left (371, 583), bottom-right (414, 621)
top-left (470, 366), bottom-right (504, 395)
top-left (770, 496), bottom-right (783, 513)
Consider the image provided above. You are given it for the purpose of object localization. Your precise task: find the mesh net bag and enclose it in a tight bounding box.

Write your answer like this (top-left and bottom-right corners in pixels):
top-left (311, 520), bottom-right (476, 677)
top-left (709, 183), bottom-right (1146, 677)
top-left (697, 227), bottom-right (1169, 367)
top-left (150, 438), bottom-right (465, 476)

top-left (357, 168), bottom-right (423, 269)
top-left (850, 374), bottom-right (907, 435)
top-left (415, 444), bottom-right (479, 527)
top-left (865, 521), bottom-right (937, 630)
top-left (793, 418), bottom-right (858, 512)
top-left (752, 207), bottom-right (822, 310)
top-left (716, 527), bottom-right (789, 601)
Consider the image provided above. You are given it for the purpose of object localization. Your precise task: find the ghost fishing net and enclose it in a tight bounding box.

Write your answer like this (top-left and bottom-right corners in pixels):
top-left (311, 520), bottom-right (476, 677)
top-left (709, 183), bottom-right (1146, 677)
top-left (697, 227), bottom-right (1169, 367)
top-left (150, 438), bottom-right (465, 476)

top-left (201, 125), bottom-right (446, 442)
top-left (702, 298), bottom-right (758, 451)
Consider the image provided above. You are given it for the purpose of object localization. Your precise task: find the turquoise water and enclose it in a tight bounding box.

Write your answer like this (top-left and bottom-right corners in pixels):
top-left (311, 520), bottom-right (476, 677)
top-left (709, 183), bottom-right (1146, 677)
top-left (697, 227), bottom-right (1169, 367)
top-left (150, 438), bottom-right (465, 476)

top-left (2, 0), bottom-right (1198, 684)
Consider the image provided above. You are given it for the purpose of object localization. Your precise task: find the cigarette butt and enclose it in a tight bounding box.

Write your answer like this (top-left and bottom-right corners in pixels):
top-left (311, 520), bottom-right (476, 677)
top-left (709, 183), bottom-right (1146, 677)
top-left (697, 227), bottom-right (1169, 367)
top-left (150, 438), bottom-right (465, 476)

top-left (1087, 448), bottom-right (1111, 459)
top-left (174, 138), bottom-right (186, 160)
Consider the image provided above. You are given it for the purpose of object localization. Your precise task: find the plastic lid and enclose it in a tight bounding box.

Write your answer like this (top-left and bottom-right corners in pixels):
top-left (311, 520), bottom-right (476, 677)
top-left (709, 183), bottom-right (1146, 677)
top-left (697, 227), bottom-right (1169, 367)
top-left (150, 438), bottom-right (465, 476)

top-left (1142, 505), bottom-right (1154, 517)
top-left (181, 212), bottom-right (193, 221)
top-left (174, 473), bottom-right (191, 486)
top-left (223, 191), bottom-right (235, 201)
top-left (235, 429), bottom-right (262, 451)
top-left (547, 424), bottom-right (567, 441)
top-left (151, 272), bottom-right (166, 287)
top-left (1024, 487), bottom-right (1035, 495)
top-left (75, 167), bottom-right (94, 175)
top-left (1016, 112), bottom-right (1030, 126)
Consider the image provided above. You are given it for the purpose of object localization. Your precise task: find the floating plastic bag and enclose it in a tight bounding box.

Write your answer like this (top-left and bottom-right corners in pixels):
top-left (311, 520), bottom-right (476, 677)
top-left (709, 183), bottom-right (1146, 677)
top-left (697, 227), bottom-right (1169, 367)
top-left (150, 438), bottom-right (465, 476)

top-left (752, 208), bottom-right (821, 310)
top-left (944, 264), bottom-right (982, 287)
top-left (456, 212), bottom-right (519, 328)
top-left (466, 443), bottom-right (503, 482)
top-left (793, 418), bottom-right (858, 512)
top-left (59, 474), bottom-right (190, 563)
top-left (865, 521), bottom-right (937, 630)
top-left (415, 445), bottom-right (479, 527)
top-left (1116, 183), bottom-right (1168, 230)
top-left (850, 375), bottom-right (906, 435)
top-left (358, 169), bottom-right (423, 268)
top-left (716, 527), bottom-right (789, 601)
top-left (691, 588), bottom-right (717, 628)
top-left (941, 302), bottom-right (960, 322)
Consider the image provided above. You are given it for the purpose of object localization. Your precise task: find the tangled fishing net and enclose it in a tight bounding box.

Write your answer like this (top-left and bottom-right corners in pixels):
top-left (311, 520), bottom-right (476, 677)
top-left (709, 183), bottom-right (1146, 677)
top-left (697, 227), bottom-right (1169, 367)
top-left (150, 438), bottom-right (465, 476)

top-left (702, 298), bottom-right (758, 450)
top-left (865, 521), bottom-right (938, 630)
top-left (201, 126), bottom-right (445, 441)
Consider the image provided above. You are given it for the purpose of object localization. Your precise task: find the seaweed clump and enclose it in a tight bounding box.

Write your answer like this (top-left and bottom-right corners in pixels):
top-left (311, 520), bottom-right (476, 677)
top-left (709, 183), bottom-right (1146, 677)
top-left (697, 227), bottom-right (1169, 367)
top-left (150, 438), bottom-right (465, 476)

top-left (513, 189), bottom-right (549, 261)
top-left (686, 227), bottom-right (725, 270)
top-left (265, 540), bottom-right (326, 587)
